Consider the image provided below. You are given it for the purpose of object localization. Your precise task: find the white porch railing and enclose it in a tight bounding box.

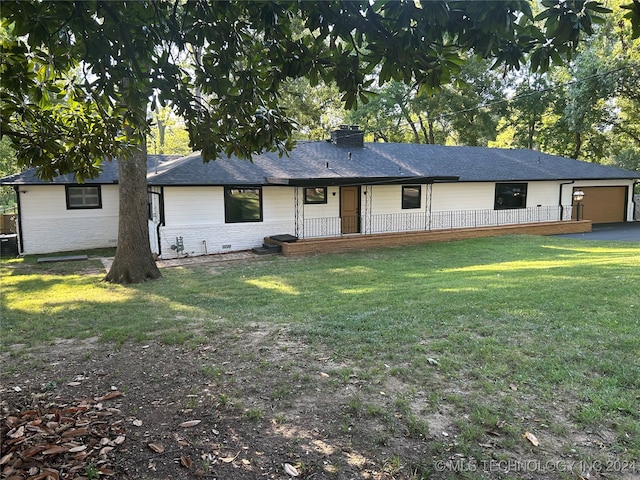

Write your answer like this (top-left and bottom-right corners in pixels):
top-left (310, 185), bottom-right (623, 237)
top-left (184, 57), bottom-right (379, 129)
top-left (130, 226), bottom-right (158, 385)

top-left (300, 205), bottom-right (574, 239)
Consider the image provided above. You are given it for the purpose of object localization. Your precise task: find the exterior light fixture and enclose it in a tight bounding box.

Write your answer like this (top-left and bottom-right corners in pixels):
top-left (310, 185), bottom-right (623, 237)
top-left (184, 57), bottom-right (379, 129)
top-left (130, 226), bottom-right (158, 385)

top-left (572, 189), bottom-right (585, 221)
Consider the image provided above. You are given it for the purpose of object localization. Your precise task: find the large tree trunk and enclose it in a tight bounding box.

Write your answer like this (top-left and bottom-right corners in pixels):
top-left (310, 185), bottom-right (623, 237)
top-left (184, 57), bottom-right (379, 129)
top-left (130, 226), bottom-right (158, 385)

top-left (104, 139), bottom-right (162, 284)
top-left (572, 132), bottom-right (582, 159)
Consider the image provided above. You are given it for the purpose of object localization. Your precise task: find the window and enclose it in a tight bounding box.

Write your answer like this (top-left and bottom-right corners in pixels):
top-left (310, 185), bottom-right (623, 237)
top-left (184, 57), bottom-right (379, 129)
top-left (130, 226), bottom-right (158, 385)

top-left (66, 185), bottom-right (102, 209)
top-left (304, 187), bottom-right (327, 204)
top-left (224, 187), bottom-right (263, 223)
top-left (495, 183), bottom-right (527, 209)
top-left (402, 186), bottom-right (421, 209)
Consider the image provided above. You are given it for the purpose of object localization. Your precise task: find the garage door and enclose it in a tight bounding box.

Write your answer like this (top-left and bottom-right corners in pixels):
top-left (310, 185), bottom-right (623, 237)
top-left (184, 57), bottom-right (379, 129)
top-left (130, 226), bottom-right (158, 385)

top-left (573, 186), bottom-right (628, 224)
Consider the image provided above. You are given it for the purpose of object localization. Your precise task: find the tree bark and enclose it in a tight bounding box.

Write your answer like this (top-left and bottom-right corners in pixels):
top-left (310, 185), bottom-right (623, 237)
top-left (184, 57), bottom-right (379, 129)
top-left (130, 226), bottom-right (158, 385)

top-left (527, 118), bottom-right (535, 149)
top-left (403, 113), bottom-right (420, 143)
top-left (572, 132), bottom-right (582, 159)
top-left (104, 139), bottom-right (162, 284)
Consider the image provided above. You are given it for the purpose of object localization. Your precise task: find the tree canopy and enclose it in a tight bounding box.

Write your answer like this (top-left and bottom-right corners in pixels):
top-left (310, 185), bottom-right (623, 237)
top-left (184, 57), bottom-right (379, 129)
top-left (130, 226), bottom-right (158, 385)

top-left (0, 0), bottom-right (627, 282)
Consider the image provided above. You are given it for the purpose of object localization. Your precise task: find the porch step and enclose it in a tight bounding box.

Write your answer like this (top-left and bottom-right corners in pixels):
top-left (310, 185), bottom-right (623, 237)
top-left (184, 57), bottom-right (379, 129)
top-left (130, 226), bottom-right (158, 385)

top-left (269, 234), bottom-right (298, 243)
top-left (251, 243), bottom-right (282, 255)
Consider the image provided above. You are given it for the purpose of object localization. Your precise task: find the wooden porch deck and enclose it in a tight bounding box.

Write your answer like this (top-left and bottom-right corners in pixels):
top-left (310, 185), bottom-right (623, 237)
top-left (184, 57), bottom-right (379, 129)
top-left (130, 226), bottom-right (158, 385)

top-left (265, 220), bottom-right (592, 257)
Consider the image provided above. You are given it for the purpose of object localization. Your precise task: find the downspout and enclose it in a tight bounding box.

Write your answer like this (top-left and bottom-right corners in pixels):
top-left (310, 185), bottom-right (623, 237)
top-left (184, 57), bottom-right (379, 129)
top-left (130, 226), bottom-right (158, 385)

top-left (148, 188), bottom-right (164, 256)
top-left (559, 180), bottom-right (575, 221)
top-left (13, 186), bottom-right (24, 253)
top-left (634, 180), bottom-right (640, 221)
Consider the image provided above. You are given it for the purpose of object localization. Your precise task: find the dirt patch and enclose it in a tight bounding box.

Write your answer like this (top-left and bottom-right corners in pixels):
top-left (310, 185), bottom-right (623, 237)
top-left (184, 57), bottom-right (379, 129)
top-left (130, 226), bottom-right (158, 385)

top-left (2, 332), bottom-right (637, 479)
top-left (3, 335), bottom-right (423, 479)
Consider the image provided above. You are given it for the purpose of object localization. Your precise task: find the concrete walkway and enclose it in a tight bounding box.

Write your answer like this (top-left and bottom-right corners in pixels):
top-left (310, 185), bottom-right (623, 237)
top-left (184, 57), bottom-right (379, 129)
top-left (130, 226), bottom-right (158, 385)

top-left (99, 250), bottom-right (259, 272)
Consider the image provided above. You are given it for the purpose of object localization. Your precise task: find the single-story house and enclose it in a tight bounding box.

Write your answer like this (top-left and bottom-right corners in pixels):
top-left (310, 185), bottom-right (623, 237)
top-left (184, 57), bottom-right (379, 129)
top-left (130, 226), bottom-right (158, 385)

top-left (2, 126), bottom-right (639, 257)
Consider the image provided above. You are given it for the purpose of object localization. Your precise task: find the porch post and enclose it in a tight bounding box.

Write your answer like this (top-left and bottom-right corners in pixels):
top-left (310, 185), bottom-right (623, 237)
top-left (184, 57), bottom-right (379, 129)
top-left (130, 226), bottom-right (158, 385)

top-left (294, 187), bottom-right (304, 239)
top-left (426, 184), bottom-right (433, 231)
top-left (363, 185), bottom-right (372, 234)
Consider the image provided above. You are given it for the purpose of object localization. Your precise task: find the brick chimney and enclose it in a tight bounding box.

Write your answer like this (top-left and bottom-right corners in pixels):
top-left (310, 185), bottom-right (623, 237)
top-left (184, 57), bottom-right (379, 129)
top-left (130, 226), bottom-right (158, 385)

top-left (330, 125), bottom-right (364, 147)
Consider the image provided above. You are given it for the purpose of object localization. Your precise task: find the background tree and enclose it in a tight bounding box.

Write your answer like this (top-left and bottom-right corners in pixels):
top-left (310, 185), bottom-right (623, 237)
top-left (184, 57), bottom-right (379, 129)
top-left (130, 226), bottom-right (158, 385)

top-left (147, 103), bottom-right (192, 156)
top-left (279, 77), bottom-right (345, 140)
top-left (0, 137), bottom-right (18, 212)
top-left (436, 57), bottom-right (505, 146)
top-left (345, 80), bottom-right (419, 143)
top-left (1, 1), bottom-right (618, 283)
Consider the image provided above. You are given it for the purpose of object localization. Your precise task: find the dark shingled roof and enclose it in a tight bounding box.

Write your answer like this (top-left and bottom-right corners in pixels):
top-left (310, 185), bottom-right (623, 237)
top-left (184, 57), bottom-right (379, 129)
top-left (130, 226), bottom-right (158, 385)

top-left (146, 142), bottom-right (640, 186)
top-left (2, 144), bottom-right (638, 186)
top-left (0, 155), bottom-right (181, 185)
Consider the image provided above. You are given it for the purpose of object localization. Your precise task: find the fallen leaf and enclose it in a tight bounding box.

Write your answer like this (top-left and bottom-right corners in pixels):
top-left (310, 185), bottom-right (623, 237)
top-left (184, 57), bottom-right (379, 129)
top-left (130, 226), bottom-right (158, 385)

top-left (524, 431), bottom-right (539, 446)
top-left (68, 445), bottom-right (87, 453)
top-left (43, 445), bottom-right (68, 456)
top-left (62, 427), bottom-right (89, 438)
top-left (132, 419), bottom-right (143, 427)
top-left (0, 452), bottom-right (13, 465)
top-left (96, 391), bottom-right (123, 402)
top-left (427, 357), bottom-right (439, 366)
top-left (66, 382), bottom-right (82, 387)
top-left (220, 452), bottom-right (239, 463)
top-left (320, 372), bottom-right (329, 378)
top-left (113, 435), bottom-right (126, 445)
top-left (9, 425), bottom-right (24, 438)
top-left (148, 443), bottom-right (165, 454)
top-left (23, 445), bottom-right (47, 457)
top-left (509, 383), bottom-right (518, 391)
top-left (284, 463), bottom-right (300, 477)
top-left (179, 420), bottom-right (201, 428)
top-left (99, 446), bottom-right (114, 456)
top-left (5, 415), bottom-right (19, 427)
top-left (29, 469), bottom-right (60, 480)
top-left (181, 455), bottom-right (193, 469)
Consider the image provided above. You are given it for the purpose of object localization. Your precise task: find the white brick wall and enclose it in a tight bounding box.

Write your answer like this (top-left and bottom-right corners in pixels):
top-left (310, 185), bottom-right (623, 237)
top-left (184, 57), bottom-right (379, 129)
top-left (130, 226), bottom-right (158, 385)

top-left (158, 186), bottom-right (296, 258)
top-left (18, 185), bottom-right (118, 254)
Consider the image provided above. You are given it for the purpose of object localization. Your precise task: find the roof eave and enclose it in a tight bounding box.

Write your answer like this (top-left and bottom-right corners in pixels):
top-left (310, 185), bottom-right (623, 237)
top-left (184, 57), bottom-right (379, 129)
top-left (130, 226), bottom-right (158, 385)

top-left (266, 176), bottom-right (459, 186)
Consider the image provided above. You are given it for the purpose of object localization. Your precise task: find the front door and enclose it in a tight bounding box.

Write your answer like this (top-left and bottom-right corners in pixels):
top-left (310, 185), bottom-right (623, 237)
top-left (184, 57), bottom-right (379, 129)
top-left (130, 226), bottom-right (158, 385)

top-left (340, 186), bottom-right (360, 234)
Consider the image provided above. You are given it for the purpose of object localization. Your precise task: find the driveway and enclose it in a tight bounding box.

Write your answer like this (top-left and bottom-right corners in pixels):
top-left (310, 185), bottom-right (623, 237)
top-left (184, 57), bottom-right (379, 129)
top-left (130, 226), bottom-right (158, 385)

top-left (556, 222), bottom-right (640, 242)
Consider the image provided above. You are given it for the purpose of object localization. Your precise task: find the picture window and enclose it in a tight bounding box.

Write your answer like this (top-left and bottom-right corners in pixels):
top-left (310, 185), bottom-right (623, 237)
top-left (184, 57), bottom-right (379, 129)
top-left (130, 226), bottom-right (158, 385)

top-left (495, 183), bottom-right (527, 209)
top-left (224, 187), bottom-right (263, 223)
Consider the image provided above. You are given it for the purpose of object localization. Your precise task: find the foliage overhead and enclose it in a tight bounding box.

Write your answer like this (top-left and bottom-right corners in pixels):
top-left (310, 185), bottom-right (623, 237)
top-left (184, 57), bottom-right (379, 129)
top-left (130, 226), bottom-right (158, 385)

top-left (0, 0), bottom-right (621, 181)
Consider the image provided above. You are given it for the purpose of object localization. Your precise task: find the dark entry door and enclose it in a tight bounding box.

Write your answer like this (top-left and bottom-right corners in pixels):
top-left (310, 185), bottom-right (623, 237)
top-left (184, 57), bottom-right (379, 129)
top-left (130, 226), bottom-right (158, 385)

top-left (340, 186), bottom-right (360, 234)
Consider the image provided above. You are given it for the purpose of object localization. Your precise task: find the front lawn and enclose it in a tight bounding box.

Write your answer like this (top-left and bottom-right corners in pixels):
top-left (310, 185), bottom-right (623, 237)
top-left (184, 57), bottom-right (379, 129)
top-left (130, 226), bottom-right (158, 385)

top-left (1, 235), bottom-right (638, 479)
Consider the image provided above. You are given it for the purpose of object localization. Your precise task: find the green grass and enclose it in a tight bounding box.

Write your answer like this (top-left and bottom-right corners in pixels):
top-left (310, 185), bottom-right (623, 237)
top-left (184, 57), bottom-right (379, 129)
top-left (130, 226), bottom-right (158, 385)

top-left (2, 235), bottom-right (639, 461)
